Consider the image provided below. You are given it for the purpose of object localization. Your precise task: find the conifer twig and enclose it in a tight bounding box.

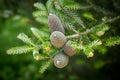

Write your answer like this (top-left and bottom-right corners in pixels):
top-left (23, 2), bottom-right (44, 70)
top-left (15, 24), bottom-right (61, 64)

top-left (67, 16), bottom-right (120, 39)
top-left (86, 0), bottom-right (114, 15)
top-left (67, 29), bottom-right (91, 39)
top-left (67, 34), bottom-right (80, 39)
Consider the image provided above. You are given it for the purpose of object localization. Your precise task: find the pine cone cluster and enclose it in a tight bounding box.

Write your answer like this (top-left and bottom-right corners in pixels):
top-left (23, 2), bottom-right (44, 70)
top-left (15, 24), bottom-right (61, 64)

top-left (48, 14), bottom-right (76, 68)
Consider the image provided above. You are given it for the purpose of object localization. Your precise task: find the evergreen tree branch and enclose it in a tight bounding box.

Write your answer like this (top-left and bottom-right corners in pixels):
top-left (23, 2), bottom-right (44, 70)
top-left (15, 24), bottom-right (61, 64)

top-left (7, 46), bottom-right (34, 55)
top-left (105, 36), bottom-right (120, 47)
top-left (65, 3), bottom-right (92, 10)
top-left (87, 40), bottom-right (102, 48)
top-left (36, 16), bottom-right (48, 24)
top-left (61, 18), bottom-right (78, 33)
top-left (67, 16), bottom-right (120, 39)
top-left (17, 33), bottom-right (35, 46)
top-left (62, 8), bottom-right (85, 29)
top-left (33, 50), bottom-right (49, 61)
top-left (46, 0), bottom-right (54, 12)
top-left (34, 2), bottom-right (46, 10)
top-left (33, 11), bottom-right (47, 17)
top-left (66, 29), bottom-right (91, 39)
top-left (86, 0), bottom-right (115, 15)
top-left (56, 0), bottom-right (64, 7)
top-left (67, 34), bottom-right (80, 39)
top-left (31, 27), bottom-right (44, 43)
top-left (39, 60), bottom-right (52, 74)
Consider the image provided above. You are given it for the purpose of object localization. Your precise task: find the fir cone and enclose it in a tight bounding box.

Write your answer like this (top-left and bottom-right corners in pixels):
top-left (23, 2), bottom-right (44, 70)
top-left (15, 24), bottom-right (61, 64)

top-left (54, 52), bottom-right (69, 68)
top-left (48, 14), bottom-right (65, 33)
top-left (63, 41), bottom-right (76, 56)
top-left (50, 31), bottom-right (67, 48)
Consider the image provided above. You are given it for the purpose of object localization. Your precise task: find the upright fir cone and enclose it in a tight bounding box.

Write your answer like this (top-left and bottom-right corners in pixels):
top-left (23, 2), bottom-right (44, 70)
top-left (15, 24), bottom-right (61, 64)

top-left (53, 52), bottom-right (69, 68)
top-left (48, 14), bottom-right (65, 34)
top-left (50, 31), bottom-right (67, 48)
top-left (63, 41), bottom-right (76, 56)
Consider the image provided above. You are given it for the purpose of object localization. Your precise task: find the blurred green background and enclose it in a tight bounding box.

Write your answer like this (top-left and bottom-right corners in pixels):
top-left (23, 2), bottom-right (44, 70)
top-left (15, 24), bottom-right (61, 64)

top-left (0, 0), bottom-right (120, 80)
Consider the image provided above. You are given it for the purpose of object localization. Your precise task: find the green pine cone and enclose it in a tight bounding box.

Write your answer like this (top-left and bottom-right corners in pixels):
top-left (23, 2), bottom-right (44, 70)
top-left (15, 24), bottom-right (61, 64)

top-left (48, 14), bottom-right (65, 34)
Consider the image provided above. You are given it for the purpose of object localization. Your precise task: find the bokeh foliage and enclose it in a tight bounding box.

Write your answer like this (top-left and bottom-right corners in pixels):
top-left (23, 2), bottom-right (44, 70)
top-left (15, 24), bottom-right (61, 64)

top-left (0, 0), bottom-right (120, 80)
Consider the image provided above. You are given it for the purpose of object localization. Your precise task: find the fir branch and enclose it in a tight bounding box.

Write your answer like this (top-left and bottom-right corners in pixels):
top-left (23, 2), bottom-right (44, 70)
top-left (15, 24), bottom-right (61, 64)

top-left (39, 60), bottom-right (51, 74)
top-left (95, 46), bottom-right (107, 54)
top-left (78, 16), bottom-right (119, 36)
top-left (67, 34), bottom-right (80, 39)
top-left (7, 46), bottom-right (34, 55)
top-left (84, 47), bottom-right (94, 57)
top-left (33, 50), bottom-right (49, 61)
top-left (95, 24), bottom-right (109, 36)
top-left (82, 12), bottom-right (95, 20)
top-left (78, 5), bottom-right (92, 10)
top-left (56, 0), bottom-right (64, 7)
top-left (33, 11), bottom-right (47, 17)
top-left (65, 4), bottom-right (92, 10)
top-left (93, 6), bottom-right (114, 15)
top-left (31, 27), bottom-right (44, 43)
top-left (46, 0), bottom-right (54, 11)
top-left (61, 18), bottom-right (78, 33)
top-left (105, 36), bottom-right (120, 47)
top-left (39, 54), bottom-right (50, 60)
top-left (64, 0), bottom-right (92, 10)
top-left (36, 16), bottom-right (48, 24)
top-left (54, 1), bottom-right (62, 10)
top-left (17, 33), bottom-right (35, 46)
top-left (34, 2), bottom-right (46, 10)
top-left (99, 25), bottom-right (109, 31)
top-left (66, 29), bottom-right (91, 39)
top-left (66, 24), bottom-right (109, 39)
top-left (104, 16), bottom-right (120, 23)
top-left (90, 16), bottom-right (120, 32)
top-left (63, 8), bottom-right (85, 28)
top-left (86, 0), bottom-right (114, 15)
top-left (69, 41), bottom-right (84, 51)
top-left (87, 40), bottom-right (102, 48)
top-left (65, 4), bottom-right (81, 10)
